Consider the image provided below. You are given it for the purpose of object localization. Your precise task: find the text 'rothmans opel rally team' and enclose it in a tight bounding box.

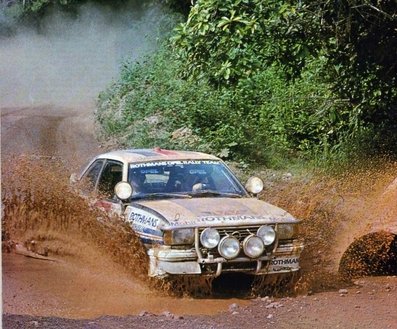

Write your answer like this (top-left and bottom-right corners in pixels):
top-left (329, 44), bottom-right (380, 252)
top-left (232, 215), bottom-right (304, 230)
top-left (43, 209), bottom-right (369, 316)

top-left (74, 148), bottom-right (304, 282)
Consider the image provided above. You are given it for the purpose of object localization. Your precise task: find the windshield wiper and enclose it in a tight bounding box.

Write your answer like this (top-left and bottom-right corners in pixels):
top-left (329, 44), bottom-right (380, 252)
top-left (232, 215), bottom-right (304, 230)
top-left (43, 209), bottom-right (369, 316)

top-left (189, 190), bottom-right (243, 198)
top-left (131, 192), bottom-right (192, 201)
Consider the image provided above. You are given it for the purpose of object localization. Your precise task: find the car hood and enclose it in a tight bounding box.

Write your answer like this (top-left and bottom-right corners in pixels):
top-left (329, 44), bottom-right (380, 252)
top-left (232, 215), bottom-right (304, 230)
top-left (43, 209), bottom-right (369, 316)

top-left (135, 197), bottom-right (298, 229)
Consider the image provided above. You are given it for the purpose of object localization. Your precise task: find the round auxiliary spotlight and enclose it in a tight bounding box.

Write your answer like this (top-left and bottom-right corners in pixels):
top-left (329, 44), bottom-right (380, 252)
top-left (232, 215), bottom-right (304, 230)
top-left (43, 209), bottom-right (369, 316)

top-left (243, 235), bottom-right (265, 258)
top-left (257, 225), bottom-right (276, 246)
top-left (218, 236), bottom-right (240, 259)
top-left (200, 228), bottom-right (220, 249)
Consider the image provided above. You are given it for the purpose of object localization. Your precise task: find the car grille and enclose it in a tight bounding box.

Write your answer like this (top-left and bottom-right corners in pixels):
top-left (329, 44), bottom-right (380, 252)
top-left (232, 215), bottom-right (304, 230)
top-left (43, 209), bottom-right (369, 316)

top-left (199, 225), bottom-right (272, 240)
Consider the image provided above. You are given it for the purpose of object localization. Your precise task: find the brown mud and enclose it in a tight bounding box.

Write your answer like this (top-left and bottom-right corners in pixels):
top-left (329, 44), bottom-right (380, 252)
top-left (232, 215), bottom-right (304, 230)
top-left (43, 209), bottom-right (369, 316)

top-left (261, 164), bottom-right (397, 292)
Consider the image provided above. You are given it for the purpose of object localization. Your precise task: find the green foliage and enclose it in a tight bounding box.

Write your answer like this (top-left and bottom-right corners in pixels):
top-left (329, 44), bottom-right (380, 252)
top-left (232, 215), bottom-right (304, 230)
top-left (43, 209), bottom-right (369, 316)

top-left (97, 43), bottom-right (355, 166)
top-left (172, 0), bottom-right (318, 84)
top-left (173, 0), bottom-right (396, 121)
top-left (162, 0), bottom-right (191, 16)
top-left (168, 0), bottom-right (397, 161)
top-left (17, 0), bottom-right (75, 13)
top-left (319, 0), bottom-right (397, 153)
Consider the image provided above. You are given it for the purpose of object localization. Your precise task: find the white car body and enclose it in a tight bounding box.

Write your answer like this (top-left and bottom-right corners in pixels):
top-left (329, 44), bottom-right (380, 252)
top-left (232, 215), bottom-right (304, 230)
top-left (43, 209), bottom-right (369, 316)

top-left (76, 148), bottom-right (304, 278)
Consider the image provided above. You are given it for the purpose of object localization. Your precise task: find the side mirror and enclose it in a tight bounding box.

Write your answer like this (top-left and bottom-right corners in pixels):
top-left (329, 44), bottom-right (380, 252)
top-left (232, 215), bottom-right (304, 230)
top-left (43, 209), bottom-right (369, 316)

top-left (245, 177), bottom-right (264, 195)
top-left (114, 181), bottom-right (133, 200)
top-left (70, 173), bottom-right (79, 184)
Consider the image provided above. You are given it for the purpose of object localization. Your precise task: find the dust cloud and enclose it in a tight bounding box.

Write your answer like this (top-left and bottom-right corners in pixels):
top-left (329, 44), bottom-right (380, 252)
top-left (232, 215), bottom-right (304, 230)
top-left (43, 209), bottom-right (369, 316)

top-left (0, 1), bottom-right (172, 108)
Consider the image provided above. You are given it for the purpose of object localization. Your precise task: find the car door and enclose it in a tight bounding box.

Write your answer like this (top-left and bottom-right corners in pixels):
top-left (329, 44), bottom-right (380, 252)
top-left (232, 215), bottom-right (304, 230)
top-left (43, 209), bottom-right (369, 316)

top-left (80, 159), bottom-right (124, 215)
top-left (79, 159), bottom-right (105, 195)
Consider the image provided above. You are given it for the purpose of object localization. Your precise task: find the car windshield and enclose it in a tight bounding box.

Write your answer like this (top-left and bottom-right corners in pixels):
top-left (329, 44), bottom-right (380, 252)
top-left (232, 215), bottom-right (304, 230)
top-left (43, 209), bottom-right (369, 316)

top-left (128, 160), bottom-right (247, 199)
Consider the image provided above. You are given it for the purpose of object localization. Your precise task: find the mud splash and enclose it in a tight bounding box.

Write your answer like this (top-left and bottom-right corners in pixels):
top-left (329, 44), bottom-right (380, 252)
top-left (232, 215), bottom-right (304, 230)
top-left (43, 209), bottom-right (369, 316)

top-left (2, 155), bottom-right (396, 313)
top-left (0, 155), bottom-right (300, 300)
top-left (261, 161), bottom-right (397, 292)
top-left (1, 156), bottom-right (251, 317)
top-left (339, 231), bottom-right (397, 277)
top-left (1, 156), bottom-right (148, 281)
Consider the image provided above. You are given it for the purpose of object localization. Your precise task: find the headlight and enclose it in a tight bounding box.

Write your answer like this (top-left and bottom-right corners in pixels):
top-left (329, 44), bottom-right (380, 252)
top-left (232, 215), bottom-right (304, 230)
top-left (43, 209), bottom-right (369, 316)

top-left (164, 228), bottom-right (194, 245)
top-left (277, 224), bottom-right (298, 239)
top-left (243, 235), bottom-right (264, 258)
top-left (245, 177), bottom-right (264, 194)
top-left (114, 181), bottom-right (132, 200)
top-left (200, 228), bottom-right (220, 249)
top-left (257, 225), bottom-right (276, 246)
top-left (218, 236), bottom-right (240, 259)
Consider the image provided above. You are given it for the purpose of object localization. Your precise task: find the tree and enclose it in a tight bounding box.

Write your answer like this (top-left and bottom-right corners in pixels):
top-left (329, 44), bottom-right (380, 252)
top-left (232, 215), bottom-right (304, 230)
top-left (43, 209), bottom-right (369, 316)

top-left (173, 0), bottom-right (397, 153)
top-left (320, 1), bottom-right (397, 127)
top-left (172, 0), bottom-right (318, 84)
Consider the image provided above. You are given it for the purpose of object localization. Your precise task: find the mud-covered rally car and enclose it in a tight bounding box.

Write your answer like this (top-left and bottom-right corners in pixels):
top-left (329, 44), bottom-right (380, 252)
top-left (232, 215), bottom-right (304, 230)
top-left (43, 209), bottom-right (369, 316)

top-left (73, 148), bottom-right (304, 280)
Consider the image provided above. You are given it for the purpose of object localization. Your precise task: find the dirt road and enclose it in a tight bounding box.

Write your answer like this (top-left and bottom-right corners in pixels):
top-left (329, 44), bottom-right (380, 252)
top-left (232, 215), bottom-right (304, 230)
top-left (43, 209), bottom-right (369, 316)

top-left (1, 105), bottom-right (396, 328)
top-left (1, 106), bottom-right (101, 169)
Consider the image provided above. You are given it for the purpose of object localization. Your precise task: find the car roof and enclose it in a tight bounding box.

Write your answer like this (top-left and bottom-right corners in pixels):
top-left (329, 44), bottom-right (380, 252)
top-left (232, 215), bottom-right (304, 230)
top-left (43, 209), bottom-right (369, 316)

top-left (96, 148), bottom-right (220, 163)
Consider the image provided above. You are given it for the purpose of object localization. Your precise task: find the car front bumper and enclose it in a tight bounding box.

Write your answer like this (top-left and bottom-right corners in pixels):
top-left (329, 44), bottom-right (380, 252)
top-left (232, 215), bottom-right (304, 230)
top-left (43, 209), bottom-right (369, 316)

top-left (148, 230), bottom-right (304, 277)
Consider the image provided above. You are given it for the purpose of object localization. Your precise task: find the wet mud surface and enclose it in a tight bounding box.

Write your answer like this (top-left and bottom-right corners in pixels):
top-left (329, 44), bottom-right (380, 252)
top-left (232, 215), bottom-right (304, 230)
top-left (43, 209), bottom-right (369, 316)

top-left (2, 252), bottom-right (248, 318)
top-left (3, 270), bottom-right (397, 328)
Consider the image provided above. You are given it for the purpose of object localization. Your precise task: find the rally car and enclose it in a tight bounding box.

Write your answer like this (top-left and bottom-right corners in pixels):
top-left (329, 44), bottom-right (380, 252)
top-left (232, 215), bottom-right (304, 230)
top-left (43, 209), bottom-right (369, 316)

top-left (72, 148), bottom-right (304, 279)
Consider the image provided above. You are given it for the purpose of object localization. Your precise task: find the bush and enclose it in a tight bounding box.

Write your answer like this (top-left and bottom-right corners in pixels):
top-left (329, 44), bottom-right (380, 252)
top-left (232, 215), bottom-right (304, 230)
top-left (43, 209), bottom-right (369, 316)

top-left (97, 42), bottom-right (359, 167)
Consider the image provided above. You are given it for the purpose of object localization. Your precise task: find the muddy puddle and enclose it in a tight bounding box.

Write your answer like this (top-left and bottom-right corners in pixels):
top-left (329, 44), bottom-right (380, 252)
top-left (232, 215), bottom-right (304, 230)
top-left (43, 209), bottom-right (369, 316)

top-left (2, 251), bottom-right (249, 319)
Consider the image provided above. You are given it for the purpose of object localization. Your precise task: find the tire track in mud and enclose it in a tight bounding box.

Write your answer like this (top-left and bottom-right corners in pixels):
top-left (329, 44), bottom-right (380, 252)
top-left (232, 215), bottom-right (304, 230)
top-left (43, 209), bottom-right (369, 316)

top-left (1, 106), bottom-right (101, 168)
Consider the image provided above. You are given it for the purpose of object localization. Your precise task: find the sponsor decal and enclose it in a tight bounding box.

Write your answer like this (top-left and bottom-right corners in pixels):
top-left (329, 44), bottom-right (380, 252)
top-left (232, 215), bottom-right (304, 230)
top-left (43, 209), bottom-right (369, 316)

top-left (199, 215), bottom-right (267, 222)
top-left (130, 160), bottom-right (219, 168)
top-left (269, 257), bottom-right (300, 272)
top-left (133, 223), bottom-right (162, 238)
top-left (128, 208), bottom-right (160, 228)
top-left (271, 258), bottom-right (299, 266)
top-left (199, 209), bottom-right (247, 216)
top-left (168, 215), bottom-right (277, 226)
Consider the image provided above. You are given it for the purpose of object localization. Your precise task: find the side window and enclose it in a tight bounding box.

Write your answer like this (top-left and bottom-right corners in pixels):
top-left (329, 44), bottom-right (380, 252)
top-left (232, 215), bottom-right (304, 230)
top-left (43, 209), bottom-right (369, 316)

top-left (97, 160), bottom-right (123, 199)
top-left (210, 166), bottom-right (239, 193)
top-left (81, 160), bottom-right (104, 193)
